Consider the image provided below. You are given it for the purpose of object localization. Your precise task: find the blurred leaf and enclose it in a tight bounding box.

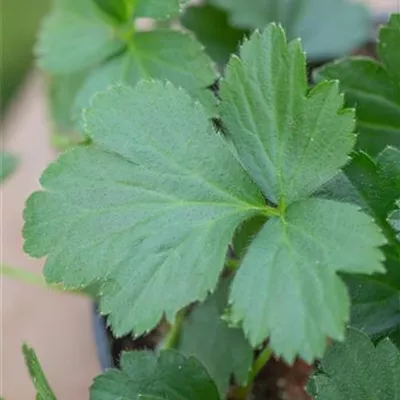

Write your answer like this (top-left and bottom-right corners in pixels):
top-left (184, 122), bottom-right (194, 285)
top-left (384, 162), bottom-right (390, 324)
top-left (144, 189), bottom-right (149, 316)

top-left (388, 200), bottom-right (400, 241)
top-left (315, 15), bottom-right (400, 154)
top-left (134, 0), bottom-right (180, 19)
top-left (36, 0), bottom-right (124, 73)
top-left (94, 0), bottom-right (132, 23)
top-left (208, 0), bottom-right (371, 60)
top-left (74, 30), bottom-right (217, 116)
top-left (178, 279), bottom-right (253, 396)
top-left (48, 71), bottom-right (89, 133)
top-left (0, 152), bottom-right (18, 183)
top-left (181, 4), bottom-right (247, 65)
top-left (345, 275), bottom-right (400, 338)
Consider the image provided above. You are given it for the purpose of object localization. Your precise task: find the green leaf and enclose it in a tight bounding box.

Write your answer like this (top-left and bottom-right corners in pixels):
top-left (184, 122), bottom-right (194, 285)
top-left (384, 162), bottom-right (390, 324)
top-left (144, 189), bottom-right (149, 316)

top-left (379, 14), bottom-right (400, 84)
top-left (134, 0), bottom-right (180, 19)
top-left (36, 0), bottom-right (124, 73)
top-left (178, 278), bottom-right (252, 396)
top-left (311, 328), bottom-right (400, 400)
top-left (93, 0), bottom-right (132, 23)
top-left (388, 200), bottom-right (400, 241)
top-left (22, 344), bottom-right (57, 400)
top-left (0, 152), bottom-right (18, 183)
top-left (220, 25), bottom-right (356, 205)
top-left (74, 30), bottom-right (217, 116)
top-left (229, 199), bottom-right (386, 362)
top-left (181, 4), bottom-right (247, 65)
top-left (90, 350), bottom-right (220, 400)
top-left (344, 148), bottom-right (400, 240)
top-left (315, 58), bottom-right (400, 155)
top-left (23, 82), bottom-right (265, 337)
top-left (208, 0), bottom-right (370, 59)
top-left (345, 275), bottom-right (400, 338)
top-left (315, 15), bottom-right (400, 155)
top-left (48, 71), bottom-right (90, 133)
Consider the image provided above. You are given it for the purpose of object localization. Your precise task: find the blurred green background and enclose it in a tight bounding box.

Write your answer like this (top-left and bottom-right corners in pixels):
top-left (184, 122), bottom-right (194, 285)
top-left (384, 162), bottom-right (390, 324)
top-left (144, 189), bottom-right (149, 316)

top-left (1, 0), bottom-right (49, 115)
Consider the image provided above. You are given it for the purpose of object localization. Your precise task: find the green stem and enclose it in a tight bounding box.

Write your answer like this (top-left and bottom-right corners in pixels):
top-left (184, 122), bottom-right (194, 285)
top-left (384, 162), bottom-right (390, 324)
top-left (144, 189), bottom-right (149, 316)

top-left (162, 309), bottom-right (186, 350)
top-left (1, 265), bottom-right (85, 296)
top-left (248, 346), bottom-right (273, 383)
top-left (231, 346), bottom-right (273, 399)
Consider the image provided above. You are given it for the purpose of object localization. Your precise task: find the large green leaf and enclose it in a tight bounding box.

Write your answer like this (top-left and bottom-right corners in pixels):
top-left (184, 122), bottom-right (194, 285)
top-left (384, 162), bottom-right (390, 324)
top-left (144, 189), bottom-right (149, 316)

top-left (229, 199), bottom-right (385, 362)
top-left (311, 328), bottom-right (400, 400)
top-left (23, 82), bottom-right (265, 337)
top-left (388, 200), bottom-right (400, 241)
top-left (181, 4), bottom-right (247, 65)
top-left (220, 25), bottom-right (355, 205)
top-left (178, 279), bottom-right (252, 396)
top-left (0, 152), bottom-right (18, 183)
top-left (36, 0), bottom-right (124, 73)
top-left (74, 30), bottom-right (217, 116)
top-left (315, 14), bottom-right (400, 155)
top-left (22, 344), bottom-right (57, 400)
top-left (208, 0), bottom-right (370, 59)
top-left (90, 350), bottom-right (220, 400)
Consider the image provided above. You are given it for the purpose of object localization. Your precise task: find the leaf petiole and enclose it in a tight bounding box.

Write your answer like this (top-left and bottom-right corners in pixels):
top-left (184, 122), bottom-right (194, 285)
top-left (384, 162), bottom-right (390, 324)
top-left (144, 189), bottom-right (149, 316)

top-left (161, 309), bottom-right (186, 350)
top-left (1, 264), bottom-right (86, 296)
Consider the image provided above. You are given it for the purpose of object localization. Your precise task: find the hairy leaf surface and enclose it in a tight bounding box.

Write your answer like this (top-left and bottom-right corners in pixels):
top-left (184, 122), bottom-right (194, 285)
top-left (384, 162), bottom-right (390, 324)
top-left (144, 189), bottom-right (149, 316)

top-left (91, 350), bottom-right (220, 400)
top-left (311, 328), bottom-right (400, 400)
top-left (229, 199), bottom-right (385, 361)
top-left (220, 25), bottom-right (356, 205)
top-left (23, 82), bottom-right (264, 337)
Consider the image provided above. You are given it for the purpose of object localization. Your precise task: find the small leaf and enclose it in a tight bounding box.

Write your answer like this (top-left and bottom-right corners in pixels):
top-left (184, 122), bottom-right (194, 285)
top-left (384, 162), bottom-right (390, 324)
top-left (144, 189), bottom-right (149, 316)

top-left (178, 278), bottom-right (253, 396)
top-left (134, 0), bottom-right (180, 20)
top-left (94, 0), bottom-right (132, 23)
top-left (23, 82), bottom-right (265, 337)
top-left (75, 30), bottom-right (217, 116)
top-left (208, 0), bottom-right (370, 59)
top-left (0, 152), bottom-right (18, 183)
top-left (311, 328), bottom-right (400, 400)
top-left (22, 344), bottom-right (57, 400)
top-left (315, 14), bottom-right (400, 155)
top-left (229, 199), bottom-right (386, 362)
top-left (90, 350), bottom-right (220, 400)
top-left (181, 4), bottom-right (247, 65)
top-left (220, 25), bottom-right (356, 205)
top-left (388, 199), bottom-right (400, 241)
top-left (36, 0), bottom-right (124, 73)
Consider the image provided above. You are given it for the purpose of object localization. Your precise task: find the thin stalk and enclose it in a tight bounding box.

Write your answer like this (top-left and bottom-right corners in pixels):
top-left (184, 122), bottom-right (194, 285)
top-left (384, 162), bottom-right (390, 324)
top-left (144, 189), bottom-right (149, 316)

top-left (231, 346), bottom-right (273, 399)
top-left (161, 309), bottom-right (186, 350)
top-left (1, 265), bottom-right (86, 296)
